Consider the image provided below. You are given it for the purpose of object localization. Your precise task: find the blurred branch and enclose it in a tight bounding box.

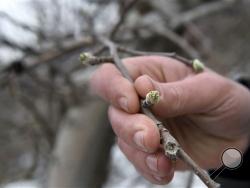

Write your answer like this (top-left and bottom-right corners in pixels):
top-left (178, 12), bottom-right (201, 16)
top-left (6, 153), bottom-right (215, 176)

top-left (17, 92), bottom-right (55, 148)
top-left (25, 37), bottom-right (93, 69)
top-left (170, 0), bottom-right (237, 29)
top-left (123, 23), bottom-right (200, 58)
top-left (0, 37), bottom-right (39, 55)
top-left (183, 23), bottom-right (212, 57)
top-left (0, 11), bottom-right (42, 35)
top-left (146, 26), bottom-right (200, 58)
top-left (110, 0), bottom-right (139, 39)
top-left (80, 45), bottom-right (193, 67)
top-left (0, 37), bottom-right (93, 81)
top-left (47, 66), bottom-right (57, 129)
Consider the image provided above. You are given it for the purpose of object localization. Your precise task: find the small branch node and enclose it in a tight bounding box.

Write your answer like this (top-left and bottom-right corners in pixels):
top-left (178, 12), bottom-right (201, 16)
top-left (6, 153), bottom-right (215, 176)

top-left (158, 123), bottom-right (179, 160)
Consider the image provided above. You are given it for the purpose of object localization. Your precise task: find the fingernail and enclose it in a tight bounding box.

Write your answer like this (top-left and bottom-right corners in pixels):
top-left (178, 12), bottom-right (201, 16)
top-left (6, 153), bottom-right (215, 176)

top-left (146, 155), bottom-right (158, 172)
top-left (118, 97), bottom-right (128, 112)
top-left (133, 131), bottom-right (146, 151)
top-left (153, 175), bottom-right (163, 181)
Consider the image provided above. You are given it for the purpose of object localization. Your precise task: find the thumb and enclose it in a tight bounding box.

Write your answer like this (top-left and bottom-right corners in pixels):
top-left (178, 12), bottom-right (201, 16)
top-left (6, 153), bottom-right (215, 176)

top-left (134, 74), bottom-right (224, 118)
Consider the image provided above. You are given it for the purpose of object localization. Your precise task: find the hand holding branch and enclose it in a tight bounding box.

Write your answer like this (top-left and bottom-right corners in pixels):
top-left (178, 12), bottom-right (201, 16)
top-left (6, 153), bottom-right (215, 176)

top-left (86, 39), bottom-right (250, 187)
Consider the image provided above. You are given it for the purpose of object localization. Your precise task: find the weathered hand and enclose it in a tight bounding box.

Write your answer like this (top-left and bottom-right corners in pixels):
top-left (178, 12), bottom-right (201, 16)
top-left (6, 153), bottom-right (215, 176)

top-left (90, 56), bottom-right (250, 184)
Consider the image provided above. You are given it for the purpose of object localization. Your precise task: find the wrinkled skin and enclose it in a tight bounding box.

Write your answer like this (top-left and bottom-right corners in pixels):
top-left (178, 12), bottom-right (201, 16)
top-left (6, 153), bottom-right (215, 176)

top-left (90, 56), bottom-right (250, 184)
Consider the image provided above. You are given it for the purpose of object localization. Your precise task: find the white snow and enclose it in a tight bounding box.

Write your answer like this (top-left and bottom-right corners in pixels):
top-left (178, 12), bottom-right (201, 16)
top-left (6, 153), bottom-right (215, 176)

top-left (103, 144), bottom-right (206, 188)
top-left (3, 181), bottom-right (40, 188)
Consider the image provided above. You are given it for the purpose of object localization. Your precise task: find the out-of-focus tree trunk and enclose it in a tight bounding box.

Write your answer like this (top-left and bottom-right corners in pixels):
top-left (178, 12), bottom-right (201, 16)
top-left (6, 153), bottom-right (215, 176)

top-left (47, 99), bottom-right (114, 188)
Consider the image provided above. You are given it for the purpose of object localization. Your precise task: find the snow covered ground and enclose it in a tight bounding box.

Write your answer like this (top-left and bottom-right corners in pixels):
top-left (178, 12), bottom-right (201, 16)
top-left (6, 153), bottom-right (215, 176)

top-left (3, 181), bottom-right (40, 188)
top-left (2, 144), bottom-right (206, 188)
top-left (103, 144), bottom-right (206, 188)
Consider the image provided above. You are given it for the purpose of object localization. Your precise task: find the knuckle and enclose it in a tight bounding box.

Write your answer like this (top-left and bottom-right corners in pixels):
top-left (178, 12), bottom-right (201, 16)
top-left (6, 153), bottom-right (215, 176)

top-left (137, 114), bottom-right (154, 128)
top-left (99, 63), bottom-right (115, 72)
top-left (117, 139), bottom-right (127, 155)
top-left (111, 120), bottom-right (122, 138)
top-left (108, 109), bottom-right (123, 137)
top-left (168, 85), bottom-right (184, 115)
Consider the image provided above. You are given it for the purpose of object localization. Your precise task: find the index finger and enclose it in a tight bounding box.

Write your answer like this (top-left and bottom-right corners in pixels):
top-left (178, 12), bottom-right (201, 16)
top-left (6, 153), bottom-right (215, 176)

top-left (90, 62), bottom-right (140, 113)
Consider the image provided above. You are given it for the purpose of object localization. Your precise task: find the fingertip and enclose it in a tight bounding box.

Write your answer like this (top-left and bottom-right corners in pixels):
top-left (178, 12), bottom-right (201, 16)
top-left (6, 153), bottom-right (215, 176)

top-left (116, 90), bottom-right (140, 114)
top-left (145, 152), bottom-right (175, 178)
top-left (125, 92), bottom-right (140, 114)
top-left (109, 107), bottom-right (160, 153)
top-left (157, 154), bottom-right (175, 175)
top-left (143, 118), bottom-right (160, 152)
top-left (89, 63), bottom-right (116, 97)
top-left (134, 75), bottom-right (156, 98)
top-left (153, 172), bottom-right (174, 185)
top-left (90, 63), bottom-right (140, 114)
top-left (140, 170), bottom-right (174, 185)
top-left (108, 71), bottom-right (140, 114)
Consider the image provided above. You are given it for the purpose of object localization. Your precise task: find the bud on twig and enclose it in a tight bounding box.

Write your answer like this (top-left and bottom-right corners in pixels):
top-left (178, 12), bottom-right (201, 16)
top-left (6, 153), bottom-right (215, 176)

top-left (79, 52), bottom-right (94, 63)
top-left (142, 90), bottom-right (160, 107)
top-left (192, 59), bottom-right (205, 73)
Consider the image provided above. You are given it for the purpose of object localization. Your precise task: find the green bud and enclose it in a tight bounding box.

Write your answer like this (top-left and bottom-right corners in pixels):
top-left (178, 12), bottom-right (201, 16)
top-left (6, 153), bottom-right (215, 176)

top-left (79, 52), bottom-right (93, 63)
top-left (145, 90), bottom-right (160, 105)
top-left (192, 59), bottom-right (205, 73)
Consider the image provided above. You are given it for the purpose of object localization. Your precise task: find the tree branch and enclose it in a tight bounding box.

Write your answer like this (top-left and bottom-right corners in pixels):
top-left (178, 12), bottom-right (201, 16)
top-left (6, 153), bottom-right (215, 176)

top-left (170, 0), bottom-right (237, 29)
top-left (145, 26), bottom-right (200, 59)
top-left (0, 37), bottom-right (39, 55)
top-left (110, 0), bottom-right (139, 39)
top-left (80, 44), bottom-right (206, 72)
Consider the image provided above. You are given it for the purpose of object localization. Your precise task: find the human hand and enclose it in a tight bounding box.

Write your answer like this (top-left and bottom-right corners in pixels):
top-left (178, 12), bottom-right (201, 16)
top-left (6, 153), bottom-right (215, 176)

top-left (90, 56), bottom-right (250, 184)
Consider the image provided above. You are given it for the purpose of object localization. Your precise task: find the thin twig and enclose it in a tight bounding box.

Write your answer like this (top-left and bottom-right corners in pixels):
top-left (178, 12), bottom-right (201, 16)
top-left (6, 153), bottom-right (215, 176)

top-left (178, 149), bottom-right (219, 188)
top-left (99, 36), bottom-right (133, 82)
top-left (80, 47), bottom-right (193, 68)
top-left (47, 65), bottom-right (56, 130)
top-left (0, 37), bottom-right (39, 55)
top-left (117, 45), bottom-right (193, 66)
top-left (97, 36), bottom-right (219, 188)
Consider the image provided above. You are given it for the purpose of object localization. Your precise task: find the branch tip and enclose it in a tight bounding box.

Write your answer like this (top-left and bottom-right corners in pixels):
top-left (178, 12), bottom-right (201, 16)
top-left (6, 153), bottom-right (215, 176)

top-left (192, 59), bottom-right (205, 73)
top-left (79, 52), bottom-right (94, 63)
top-left (142, 90), bottom-right (160, 107)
